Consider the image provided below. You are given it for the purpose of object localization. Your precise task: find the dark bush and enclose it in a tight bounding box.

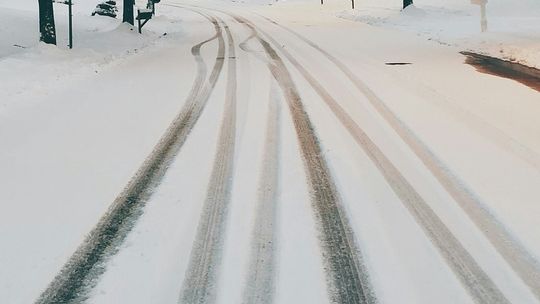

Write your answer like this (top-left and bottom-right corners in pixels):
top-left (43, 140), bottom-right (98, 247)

top-left (92, 1), bottom-right (118, 18)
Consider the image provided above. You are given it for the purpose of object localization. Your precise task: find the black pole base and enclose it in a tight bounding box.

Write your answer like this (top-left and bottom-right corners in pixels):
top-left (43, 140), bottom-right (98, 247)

top-left (403, 0), bottom-right (413, 9)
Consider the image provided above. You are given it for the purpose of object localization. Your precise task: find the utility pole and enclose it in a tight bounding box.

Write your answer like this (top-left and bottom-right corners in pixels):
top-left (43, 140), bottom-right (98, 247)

top-left (123, 0), bottom-right (134, 25)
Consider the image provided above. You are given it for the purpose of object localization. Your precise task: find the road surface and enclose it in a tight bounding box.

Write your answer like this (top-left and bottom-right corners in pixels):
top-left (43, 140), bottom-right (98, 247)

top-left (1, 1), bottom-right (539, 303)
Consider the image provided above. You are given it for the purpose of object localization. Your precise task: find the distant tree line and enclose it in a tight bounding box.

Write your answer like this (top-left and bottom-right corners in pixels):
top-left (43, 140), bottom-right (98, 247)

top-left (38, 0), bottom-right (135, 45)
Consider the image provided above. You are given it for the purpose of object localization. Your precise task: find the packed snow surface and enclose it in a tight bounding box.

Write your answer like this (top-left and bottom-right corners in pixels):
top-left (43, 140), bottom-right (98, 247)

top-left (0, 0), bottom-right (539, 303)
top-left (337, 0), bottom-right (540, 68)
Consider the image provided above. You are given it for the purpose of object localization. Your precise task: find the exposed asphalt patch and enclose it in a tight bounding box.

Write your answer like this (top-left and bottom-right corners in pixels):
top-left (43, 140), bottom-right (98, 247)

top-left (385, 62), bottom-right (412, 65)
top-left (462, 51), bottom-right (540, 92)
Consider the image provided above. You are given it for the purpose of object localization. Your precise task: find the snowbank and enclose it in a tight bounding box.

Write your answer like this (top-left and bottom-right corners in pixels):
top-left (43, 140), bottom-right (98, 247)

top-left (336, 0), bottom-right (540, 68)
top-left (0, 0), bottom-right (185, 115)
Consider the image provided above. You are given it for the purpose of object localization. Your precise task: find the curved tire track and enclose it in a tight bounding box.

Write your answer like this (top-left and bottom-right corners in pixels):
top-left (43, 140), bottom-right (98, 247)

top-left (35, 12), bottom-right (226, 304)
top-left (228, 14), bottom-right (376, 304)
top-left (250, 16), bottom-right (510, 304)
top-left (257, 15), bottom-right (540, 301)
top-left (234, 18), bottom-right (280, 303)
top-left (242, 84), bottom-right (281, 304)
top-left (178, 14), bottom-right (238, 304)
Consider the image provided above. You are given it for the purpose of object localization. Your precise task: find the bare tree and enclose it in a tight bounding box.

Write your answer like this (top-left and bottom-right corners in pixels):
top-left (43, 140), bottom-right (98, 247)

top-left (403, 0), bottom-right (413, 9)
top-left (38, 0), bottom-right (56, 44)
top-left (123, 0), bottom-right (134, 25)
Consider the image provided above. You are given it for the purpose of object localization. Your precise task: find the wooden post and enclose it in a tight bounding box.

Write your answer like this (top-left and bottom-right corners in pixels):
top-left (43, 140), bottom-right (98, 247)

top-left (123, 0), bottom-right (134, 25)
top-left (38, 0), bottom-right (57, 45)
top-left (403, 0), bottom-right (413, 9)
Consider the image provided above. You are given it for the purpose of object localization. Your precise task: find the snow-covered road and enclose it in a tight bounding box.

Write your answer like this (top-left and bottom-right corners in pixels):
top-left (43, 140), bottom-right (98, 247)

top-left (1, 1), bottom-right (539, 303)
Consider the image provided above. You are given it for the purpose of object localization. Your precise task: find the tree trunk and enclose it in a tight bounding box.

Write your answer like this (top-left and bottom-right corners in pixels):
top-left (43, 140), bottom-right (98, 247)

top-left (123, 0), bottom-right (134, 25)
top-left (403, 0), bottom-right (413, 9)
top-left (38, 0), bottom-right (56, 45)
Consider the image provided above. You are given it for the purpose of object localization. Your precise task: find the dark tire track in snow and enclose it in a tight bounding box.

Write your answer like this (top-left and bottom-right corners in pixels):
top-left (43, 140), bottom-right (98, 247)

top-left (235, 21), bottom-right (280, 303)
top-left (258, 13), bottom-right (540, 171)
top-left (35, 12), bottom-right (226, 304)
top-left (228, 14), bottom-right (377, 304)
top-left (242, 85), bottom-right (281, 304)
top-left (252, 16), bottom-right (511, 304)
top-left (239, 28), bottom-right (269, 65)
top-left (258, 15), bottom-right (540, 301)
top-left (178, 15), bottom-right (238, 304)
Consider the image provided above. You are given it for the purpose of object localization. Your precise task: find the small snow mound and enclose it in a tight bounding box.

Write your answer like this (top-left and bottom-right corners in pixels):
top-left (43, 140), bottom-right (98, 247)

top-left (116, 22), bottom-right (139, 33)
top-left (34, 42), bottom-right (68, 57)
top-left (401, 5), bottom-right (426, 18)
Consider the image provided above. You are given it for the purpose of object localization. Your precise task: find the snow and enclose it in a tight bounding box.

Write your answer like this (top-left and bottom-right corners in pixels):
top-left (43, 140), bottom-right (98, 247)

top-left (335, 0), bottom-right (540, 68)
top-left (1, 0), bottom-right (539, 303)
top-left (0, 2), bottom-right (198, 302)
top-left (0, 0), bottom-right (183, 115)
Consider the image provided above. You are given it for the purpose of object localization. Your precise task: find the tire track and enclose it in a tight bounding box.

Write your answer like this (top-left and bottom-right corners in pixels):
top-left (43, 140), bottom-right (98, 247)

top-left (235, 20), bottom-right (280, 303)
top-left (249, 16), bottom-right (510, 304)
top-left (239, 29), bottom-right (269, 64)
top-left (229, 14), bottom-right (376, 304)
top-left (257, 15), bottom-right (540, 301)
top-left (259, 15), bottom-right (540, 172)
top-left (242, 83), bottom-right (281, 304)
top-left (35, 12), bottom-right (226, 304)
top-left (178, 15), bottom-right (238, 304)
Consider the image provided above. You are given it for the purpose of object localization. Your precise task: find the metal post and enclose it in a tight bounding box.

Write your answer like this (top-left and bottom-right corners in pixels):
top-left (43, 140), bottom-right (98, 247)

top-left (68, 0), bottom-right (73, 49)
top-left (351, 0), bottom-right (354, 9)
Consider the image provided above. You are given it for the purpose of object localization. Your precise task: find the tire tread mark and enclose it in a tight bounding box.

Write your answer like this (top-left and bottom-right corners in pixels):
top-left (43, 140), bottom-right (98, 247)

top-left (233, 15), bottom-right (376, 304)
top-left (258, 15), bottom-right (540, 301)
top-left (252, 17), bottom-right (510, 304)
top-left (178, 15), bottom-right (238, 304)
top-left (35, 12), bottom-right (225, 304)
top-left (242, 84), bottom-right (281, 304)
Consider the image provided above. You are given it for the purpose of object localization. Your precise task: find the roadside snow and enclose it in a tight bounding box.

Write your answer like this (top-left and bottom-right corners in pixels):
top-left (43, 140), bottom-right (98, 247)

top-left (0, 0), bottom-right (183, 115)
top-left (336, 0), bottom-right (540, 68)
top-left (0, 2), bottom-right (200, 302)
top-left (1, 0), bottom-right (539, 303)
